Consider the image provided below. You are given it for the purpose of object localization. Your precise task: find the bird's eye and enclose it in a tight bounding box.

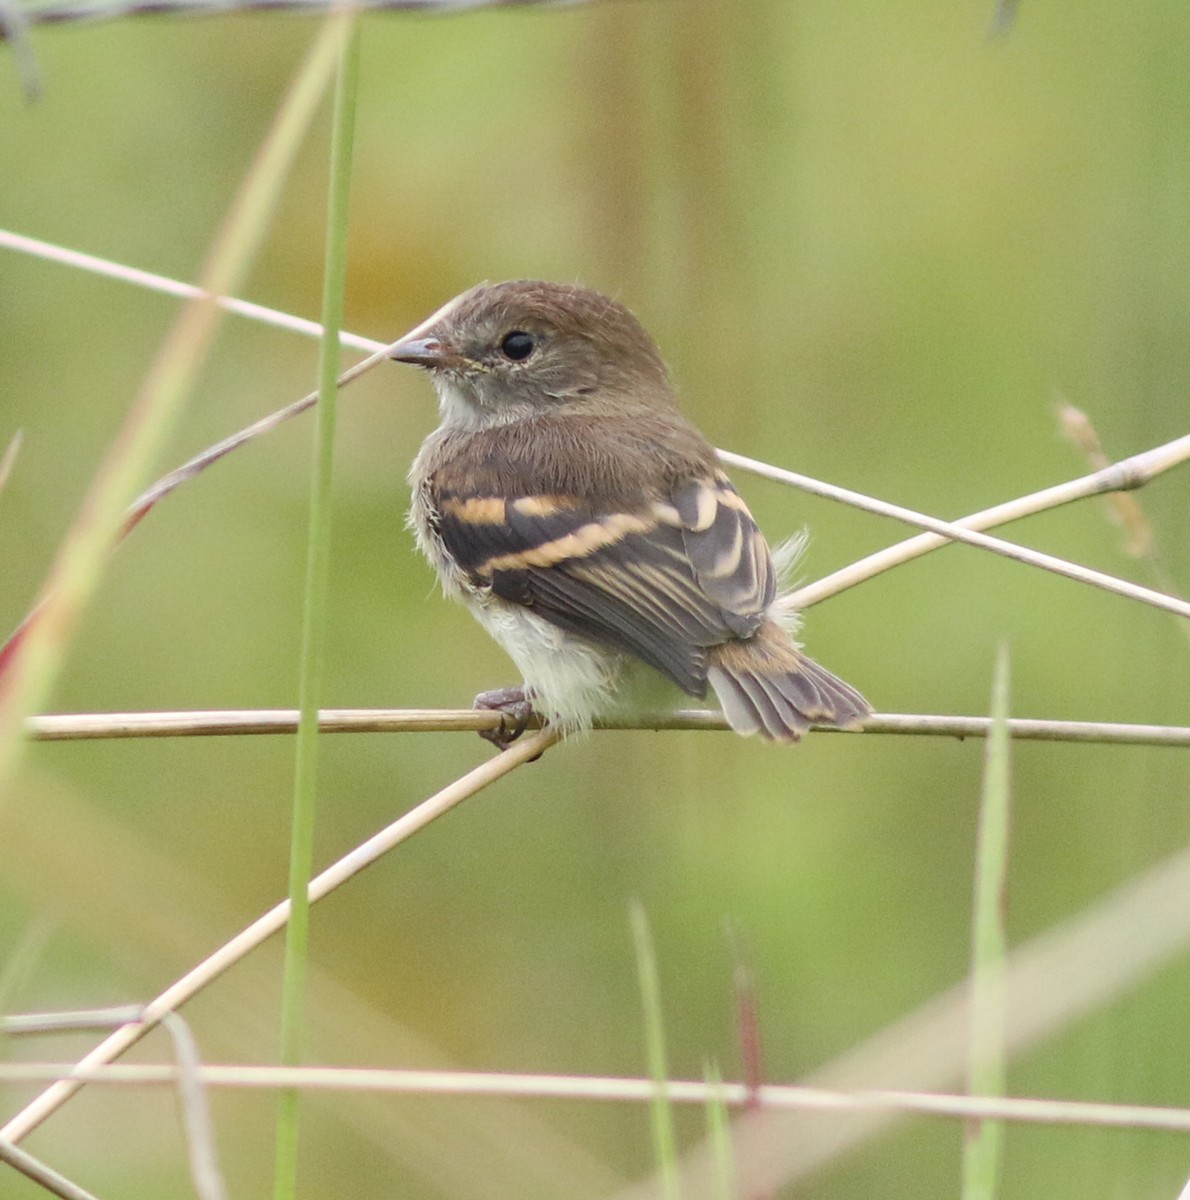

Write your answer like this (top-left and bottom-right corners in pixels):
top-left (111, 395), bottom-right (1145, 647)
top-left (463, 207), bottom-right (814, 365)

top-left (500, 330), bottom-right (536, 361)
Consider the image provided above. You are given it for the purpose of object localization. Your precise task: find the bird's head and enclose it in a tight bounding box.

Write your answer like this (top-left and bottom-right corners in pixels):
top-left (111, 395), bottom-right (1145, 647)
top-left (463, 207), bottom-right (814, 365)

top-left (389, 280), bottom-right (673, 428)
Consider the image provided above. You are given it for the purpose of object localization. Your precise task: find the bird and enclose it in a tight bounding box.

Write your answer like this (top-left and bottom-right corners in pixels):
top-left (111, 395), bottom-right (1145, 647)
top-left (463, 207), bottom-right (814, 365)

top-left (390, 280), bottom-right (870, 748)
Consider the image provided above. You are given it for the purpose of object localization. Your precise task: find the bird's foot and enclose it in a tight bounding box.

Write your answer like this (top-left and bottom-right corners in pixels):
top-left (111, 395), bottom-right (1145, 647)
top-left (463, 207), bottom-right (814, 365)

top-left (474, 686), bottom-right (539, 752)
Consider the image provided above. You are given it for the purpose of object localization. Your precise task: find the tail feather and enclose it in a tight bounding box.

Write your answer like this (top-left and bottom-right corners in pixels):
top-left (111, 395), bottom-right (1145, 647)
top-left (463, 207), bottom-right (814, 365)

top-left (706, 622), bottom-right (871, 743)
top-left (741, 671), bottom-right (796, 741)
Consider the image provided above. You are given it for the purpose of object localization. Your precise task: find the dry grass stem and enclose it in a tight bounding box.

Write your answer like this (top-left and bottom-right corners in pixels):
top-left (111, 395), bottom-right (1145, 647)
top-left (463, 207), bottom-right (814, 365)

top-left (1057, 404), bottom-right (1190, 652)
top-left (22, 708), bottom-right (1190, 746)
top-left (787, 431), bottom-right (1190, 609)
top-left (0, 229), bottom-right (379, 353)
top-left (0, 1137), bottom-right (98, 1200)
top-left (3, 1063), bottom-right (1190, 1134)
top-left (158, 1012), bottom-right (228, 1200)
top-left (125, 342), bottom-right (395, 529)
top-left (1057, 403), bottom-right (1155, 558)
top-left (721, 446), bottom-right (1190, 619)
top-left (4, 0), bottom-right (571, 31)
top-left (0, 726), bottom-right (560, 1144)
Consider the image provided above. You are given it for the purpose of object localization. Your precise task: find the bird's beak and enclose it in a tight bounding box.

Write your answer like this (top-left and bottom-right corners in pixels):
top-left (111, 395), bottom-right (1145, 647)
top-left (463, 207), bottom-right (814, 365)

top-left (390, 290), bottom-right (473, 369)
top-left (388, 335), bottom-right (450, 368)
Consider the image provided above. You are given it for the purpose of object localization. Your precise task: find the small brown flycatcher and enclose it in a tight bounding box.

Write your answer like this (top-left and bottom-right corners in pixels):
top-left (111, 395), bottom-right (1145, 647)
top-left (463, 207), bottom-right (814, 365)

top-left (392, 281), bottom-right (870, 747)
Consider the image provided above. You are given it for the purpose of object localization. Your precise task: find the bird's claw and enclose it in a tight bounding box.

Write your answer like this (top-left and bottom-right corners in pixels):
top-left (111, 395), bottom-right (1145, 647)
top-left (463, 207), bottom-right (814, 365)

top-left (474, 686), bottom-right (538, 752)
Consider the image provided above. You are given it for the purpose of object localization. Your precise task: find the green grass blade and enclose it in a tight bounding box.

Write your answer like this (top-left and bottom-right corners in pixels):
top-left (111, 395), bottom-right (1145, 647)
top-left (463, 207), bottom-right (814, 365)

top-left (703, 1061), bottom-right (737, 1200)
top-left (961, 643), bottom-right (1012, 1200)
top-left (272, 18), bottom-right (360, 1200)
top-left (630, 901), bottom-right (680, 1200)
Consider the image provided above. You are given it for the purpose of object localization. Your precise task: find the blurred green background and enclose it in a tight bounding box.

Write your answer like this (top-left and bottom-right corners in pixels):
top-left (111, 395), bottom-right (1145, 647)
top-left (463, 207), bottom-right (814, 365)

top-left (2, 1), bottom-right (1189, 1196)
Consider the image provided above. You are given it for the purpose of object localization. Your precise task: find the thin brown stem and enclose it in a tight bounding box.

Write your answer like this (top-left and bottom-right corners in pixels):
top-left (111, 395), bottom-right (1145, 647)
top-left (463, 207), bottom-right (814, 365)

top-left (22, 708), bottom-right (1190, 747)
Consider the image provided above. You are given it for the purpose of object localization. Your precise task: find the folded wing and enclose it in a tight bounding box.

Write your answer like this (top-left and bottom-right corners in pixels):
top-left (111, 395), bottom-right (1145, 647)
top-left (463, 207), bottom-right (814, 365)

top-left (431, 471), bottom-right (776, 697)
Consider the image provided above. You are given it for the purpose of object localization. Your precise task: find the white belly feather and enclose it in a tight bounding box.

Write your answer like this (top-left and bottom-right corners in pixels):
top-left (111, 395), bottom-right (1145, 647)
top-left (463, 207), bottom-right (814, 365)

top-left (467, 598), bottom-right (621, 731)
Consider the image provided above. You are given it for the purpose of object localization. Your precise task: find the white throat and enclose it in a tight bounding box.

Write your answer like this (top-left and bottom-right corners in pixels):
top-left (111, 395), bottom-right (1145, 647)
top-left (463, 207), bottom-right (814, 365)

top-left (432, 375), bottom-right (486, 429)
top-left (432, 374), bottom-right (536, 431)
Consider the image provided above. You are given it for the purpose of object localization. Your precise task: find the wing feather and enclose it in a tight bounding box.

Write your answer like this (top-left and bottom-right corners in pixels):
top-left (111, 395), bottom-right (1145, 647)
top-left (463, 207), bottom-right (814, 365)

top-left (430, 472), bottom-right (777, 697)
top-left (675, 474), bottom-right (775, 632)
